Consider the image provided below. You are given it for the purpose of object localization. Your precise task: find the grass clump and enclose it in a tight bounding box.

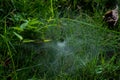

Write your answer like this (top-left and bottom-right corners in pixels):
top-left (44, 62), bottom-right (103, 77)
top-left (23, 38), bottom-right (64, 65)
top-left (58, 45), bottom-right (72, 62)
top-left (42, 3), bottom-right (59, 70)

top-left (0, 0), bottom-right (120, 80)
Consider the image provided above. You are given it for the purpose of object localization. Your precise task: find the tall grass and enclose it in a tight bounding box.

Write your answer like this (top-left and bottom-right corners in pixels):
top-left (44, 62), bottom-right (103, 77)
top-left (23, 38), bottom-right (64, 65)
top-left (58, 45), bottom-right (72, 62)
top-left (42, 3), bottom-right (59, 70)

top-left (0, 0), bottom-right (120, 80)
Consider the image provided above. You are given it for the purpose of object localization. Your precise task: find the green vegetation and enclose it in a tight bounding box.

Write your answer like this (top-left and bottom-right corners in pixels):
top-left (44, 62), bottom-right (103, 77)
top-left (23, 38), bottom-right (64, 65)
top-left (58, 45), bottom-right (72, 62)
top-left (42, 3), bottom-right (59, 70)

top-left (0, 0), bottom-right (120, 80)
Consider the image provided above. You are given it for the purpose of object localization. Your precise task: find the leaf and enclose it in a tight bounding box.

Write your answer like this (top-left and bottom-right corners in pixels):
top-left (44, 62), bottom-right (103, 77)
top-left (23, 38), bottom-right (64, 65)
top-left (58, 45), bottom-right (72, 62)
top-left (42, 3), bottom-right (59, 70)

top-left (23, 39), bottom-right (35, 43)
top-left (20, 20), bottom-right (29, 29)
top-left (29, 19), bottom-right (40, 25)
top-left (95, 65), bottom-right (103, 74)
top-left (12, 27), bottom-right (23, 31)
top-left (13, 32), bottom-right (23, 40)
top-left (43, 39), bottom-right (51, 42)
